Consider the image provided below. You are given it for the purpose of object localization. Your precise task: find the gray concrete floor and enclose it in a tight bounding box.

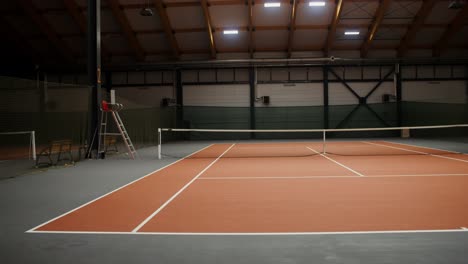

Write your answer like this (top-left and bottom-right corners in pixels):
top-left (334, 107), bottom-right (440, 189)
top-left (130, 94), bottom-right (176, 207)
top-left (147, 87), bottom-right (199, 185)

top-left (1, 140), bottom-right (468, 264)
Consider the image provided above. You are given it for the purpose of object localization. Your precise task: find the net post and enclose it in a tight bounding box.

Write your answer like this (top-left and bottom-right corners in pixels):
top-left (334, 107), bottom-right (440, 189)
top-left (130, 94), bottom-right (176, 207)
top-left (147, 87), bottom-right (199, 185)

top-left (157, 128), bottom-right (162, 160)
top-left (322, 130), bottom-right (326, 154)
top-left (31, 131), bottom-right (36, 160)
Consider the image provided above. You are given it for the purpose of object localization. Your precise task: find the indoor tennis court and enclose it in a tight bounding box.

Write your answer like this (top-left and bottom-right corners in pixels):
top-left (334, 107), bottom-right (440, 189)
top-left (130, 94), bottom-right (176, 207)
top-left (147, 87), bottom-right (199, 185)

top-left (1, 0), bottom-right (468, 263)
top-left (28, 140), bottom-right (468, 234)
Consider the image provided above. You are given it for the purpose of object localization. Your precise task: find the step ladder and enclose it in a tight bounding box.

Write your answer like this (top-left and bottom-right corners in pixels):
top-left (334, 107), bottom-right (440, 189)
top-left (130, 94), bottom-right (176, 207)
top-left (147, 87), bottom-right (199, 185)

top-left (99, 110), bottom-right (138, 159)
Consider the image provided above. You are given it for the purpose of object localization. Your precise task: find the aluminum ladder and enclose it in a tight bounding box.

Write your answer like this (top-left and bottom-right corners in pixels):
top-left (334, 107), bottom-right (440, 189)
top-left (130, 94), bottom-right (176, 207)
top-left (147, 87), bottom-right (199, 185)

top-left (99, 110), bottom-right (137, 159)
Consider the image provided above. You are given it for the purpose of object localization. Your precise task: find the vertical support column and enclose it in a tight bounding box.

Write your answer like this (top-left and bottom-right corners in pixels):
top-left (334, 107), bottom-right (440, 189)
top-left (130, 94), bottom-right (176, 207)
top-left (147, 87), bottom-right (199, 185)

top-left (86, 0), bottom-right (102, 158)
top-left (249, 67), bottom-right (256, 138)
top-left (323, 66), bottom-right (329, 129)
top-left (175, 69), bottom-right (184, 128)
top-left (395, 63), bottom-right (403, 127)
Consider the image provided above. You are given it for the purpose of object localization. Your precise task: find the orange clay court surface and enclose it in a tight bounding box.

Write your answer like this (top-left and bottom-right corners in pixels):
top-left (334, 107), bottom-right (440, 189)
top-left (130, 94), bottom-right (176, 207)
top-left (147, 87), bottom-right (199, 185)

top-left (28, 141), bottom-right (468, 235)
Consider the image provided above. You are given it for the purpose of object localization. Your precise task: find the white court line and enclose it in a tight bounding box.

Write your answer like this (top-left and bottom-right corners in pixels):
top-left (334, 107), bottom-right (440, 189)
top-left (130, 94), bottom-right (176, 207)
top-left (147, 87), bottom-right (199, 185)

top-left (364, 141), bottom-right (468, 164)
top-left (198, 173), bottom-right (468, 180)
top-left (131, 144), bottom-right (236, 233)
top-left (27, 228), bottom-right (468, 236)
top-left (383, 140), bottom-right (465, 155)
top-left (26, 144), bottom-right (215, 233)
top-left (306, 147), bottom-right (364, 177)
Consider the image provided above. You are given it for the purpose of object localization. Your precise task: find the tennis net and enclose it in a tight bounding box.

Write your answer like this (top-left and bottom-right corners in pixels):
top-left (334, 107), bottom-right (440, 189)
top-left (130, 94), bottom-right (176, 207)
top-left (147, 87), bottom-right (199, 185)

top-left (0, 131), bottom-right (36, 161)
top-left (157, 124), bottom-right (468, 159)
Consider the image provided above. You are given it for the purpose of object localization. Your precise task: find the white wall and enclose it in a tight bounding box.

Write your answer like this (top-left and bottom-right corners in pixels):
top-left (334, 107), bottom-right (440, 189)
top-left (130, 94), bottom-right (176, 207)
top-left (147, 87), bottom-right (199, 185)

top-left (329, 81), bottom-right (394, 105)
top-left (256, 83), bottom-right (323, 107)
top-left (402, 80), bottom-right (467, 103)
top-left (116, 86), bottom-right (174, 109)
top-left (184, 84), bottom-right (249, 107)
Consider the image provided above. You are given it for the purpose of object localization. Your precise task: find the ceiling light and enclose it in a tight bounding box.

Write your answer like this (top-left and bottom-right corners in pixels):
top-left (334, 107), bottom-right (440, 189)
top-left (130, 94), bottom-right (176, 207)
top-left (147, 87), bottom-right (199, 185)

top-left (264, 2), bottom-right (281, 7)
top-left (140, 0), bottom-right (153, 16)
top-left (344, 31), bottom-right (360, 35)
top-left (309, 1), bottom-right (326, 7)
top-left (223, 30), bottom-right (239, 35)
top-left (140, 7), bottom-right (153, 16)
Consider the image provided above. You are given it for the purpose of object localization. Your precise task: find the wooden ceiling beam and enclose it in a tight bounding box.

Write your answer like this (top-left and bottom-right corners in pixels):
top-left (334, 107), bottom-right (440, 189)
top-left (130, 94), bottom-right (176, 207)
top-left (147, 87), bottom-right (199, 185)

top-left (63, 0), bottom-right (111, 60)
top-left (287, 0), bottom-right (299, 58)
top-left (153, 0), bottom-right (180, 59)
top-left (17, 0), bottom-right (75, 63)
top-left (360, 0), bottom-right (391, 58)
top-left (397, 0), bottom-right (437, 57)
top-left (324, 0), bottom-right (344, 56)
top-left (433, 5), bottom-right (468, 57)
top-left (106, 0), bottom-right (145, 61)
top-left (201, 0), bottom-right (217, 59)
top-left (248, 0), bottom-right (254, 58)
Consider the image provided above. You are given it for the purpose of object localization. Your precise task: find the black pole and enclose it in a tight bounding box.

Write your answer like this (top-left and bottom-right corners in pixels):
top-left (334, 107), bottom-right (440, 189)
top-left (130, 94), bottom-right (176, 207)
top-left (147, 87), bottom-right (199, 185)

top-left (323, 66), bottom-right (329, 129)
top-left (395, 64), bottom-right (402, 127)
top-left (86, 0), bottom-right (102, 158)
top-left (175, 69), bottom-right (183, 128)
top-left (249, 67), bottom-right (256, 138)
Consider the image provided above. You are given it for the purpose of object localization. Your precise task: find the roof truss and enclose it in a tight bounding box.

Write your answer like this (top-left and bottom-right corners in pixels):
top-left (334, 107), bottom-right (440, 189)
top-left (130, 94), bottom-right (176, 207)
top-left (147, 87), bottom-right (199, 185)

top-left (324, 0), bottom-right (344, 56)
top-left (287, 0), bottom-right (298, 58)
top-left (397, 0), bottom-right (437, 57)
top-left (201, 0), bottom-right (217, 58)
top-left (360, 0), bottom-right (391, 58)
top-left (153, 0), bottom-right (180, 59)
top-left (433, 5), bottom-right (468, 57)
top-left (107, 0), bottom-right (146, 61)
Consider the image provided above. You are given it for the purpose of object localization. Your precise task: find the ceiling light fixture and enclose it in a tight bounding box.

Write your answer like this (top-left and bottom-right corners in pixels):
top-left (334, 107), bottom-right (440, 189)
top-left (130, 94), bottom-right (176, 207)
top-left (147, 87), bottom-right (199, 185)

top-left (223, 30), bottom-right (239, 35)
top-left (140, 0), bottom-right (153, 16)
top-left (309, 1), bottom-right (326, 7)
top-left (344, 31), bottom-right (360, 35)
top-left (264, 2), bottom-right (281, 7)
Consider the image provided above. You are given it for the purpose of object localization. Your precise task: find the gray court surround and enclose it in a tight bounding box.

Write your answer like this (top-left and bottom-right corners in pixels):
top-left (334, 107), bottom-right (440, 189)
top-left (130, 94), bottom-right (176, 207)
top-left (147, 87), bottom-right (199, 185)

top-left (1, 140), bottom-right (468, 263)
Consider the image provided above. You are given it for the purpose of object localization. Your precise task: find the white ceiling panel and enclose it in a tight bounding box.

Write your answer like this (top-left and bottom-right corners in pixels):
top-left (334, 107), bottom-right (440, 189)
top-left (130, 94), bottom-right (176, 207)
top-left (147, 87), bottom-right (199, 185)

top-left (335, 27), bottom-right (368, 41)
top-left (175, 32), bottom-right (210, 51)
top-left (215, 30), bottom-right (249, 51)
top-left (425, 1), bottom-right (459, 24)
top-left (100, 9), bottom-right (124, 32)
top-left (103, 35), bottom-right (132, 53)
top-left (210, 5), bottom-right (248, 27)
top-left (334, 39), bottom-right (363, 49)
top-left (253, 2), bottom-right (291, 26)
top-left (371, 39), bottom-right (400, 48)
top-left (340, 1), bottom-right (378, 19)
top-left (124, 8), bottom-right (163, 31)
top-left (385, 1), bottom-right (421, 18)
top-left (137, 33), bottom-right (170, 52)
top-left (254, 30), bottom-right (289, 50)
top-left (292, 29), bottom-right (327, 50)
top-left (374, 27), bottom-right (406, 41)
top-left (412, 28), bottom-right (446, 45)
top-left (167, 6), bottom-right (206, 29)
top-left (296, 1), bottom-right (334, 25)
